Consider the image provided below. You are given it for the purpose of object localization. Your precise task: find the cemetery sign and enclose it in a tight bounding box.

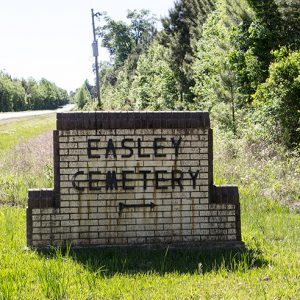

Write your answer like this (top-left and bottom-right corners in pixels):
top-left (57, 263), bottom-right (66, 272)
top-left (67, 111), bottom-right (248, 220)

top-left (27, 112), bottom-right (244, 248)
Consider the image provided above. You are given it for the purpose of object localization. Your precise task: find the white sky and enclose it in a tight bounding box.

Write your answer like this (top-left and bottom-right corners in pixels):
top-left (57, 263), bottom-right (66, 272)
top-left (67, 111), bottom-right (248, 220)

top-left (0, 0), bottom-right (175, 92)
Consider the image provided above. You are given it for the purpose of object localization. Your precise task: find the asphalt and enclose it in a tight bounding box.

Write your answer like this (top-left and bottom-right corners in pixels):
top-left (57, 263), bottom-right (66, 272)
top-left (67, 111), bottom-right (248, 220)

top-left (0, 104), bottom-right (75, 121)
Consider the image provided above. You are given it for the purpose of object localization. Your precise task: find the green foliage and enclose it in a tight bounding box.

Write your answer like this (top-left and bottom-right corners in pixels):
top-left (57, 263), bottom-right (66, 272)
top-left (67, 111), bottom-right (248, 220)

top-left (229, 8), bottom-right (282, 100)
top-left (0, 74), bottom-right (26, 112)
top-left (98, 10), bottom-right (157, 68)
top-left (83, 79), bottom-right (96, 99)
top-left (253, 49), bottom-right (300, 147)
top-left (192, 2), bottom-right (231, 109)
top-left (0, 12), bottom-right (299, 293)
top-left (100, 18), bottom-right (133, 68)
top-left (100, 41), bottom-right (182, 111)
top-left (96, 0), bottom-right (299, 150)
top-left (95, 10), bottom-right (159, 110)
top-left (191, 0), bottom-right (299, 146)
top-left (229, 0), bottom-right (299, 101)
top-left (98, 3), bottom-right (216, 111)
top-left (127, 10), bottom-right (157, 50)
top-left (100, 60), bottom-right (134, 110)
top-left (37, 79), bottom-right (69, 109)
top-left (130, 41), bottom-right (178, 110)
top-left (74, 84), bottom-right (92, 109)
top-left (214, 126), bottom-right (300, 211)
top-left (160, 0), bottom-right (215, 103)
top-left (276, 0), bottom-right (300, 49)
top-left (0, 72), bottom-right (69, 112)
top-left (192, 0), bottom-right (252, 133)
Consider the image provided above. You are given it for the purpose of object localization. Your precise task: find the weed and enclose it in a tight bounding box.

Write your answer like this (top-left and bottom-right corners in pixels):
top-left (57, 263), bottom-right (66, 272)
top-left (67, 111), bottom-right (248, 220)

top-left (160, 246), bottom-right (169, 274)
top-left (38, 261), bottom-right (69, 300)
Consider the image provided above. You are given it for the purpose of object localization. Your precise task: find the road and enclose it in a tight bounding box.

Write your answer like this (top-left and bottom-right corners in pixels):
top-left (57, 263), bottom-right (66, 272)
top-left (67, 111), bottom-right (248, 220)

top-left (0, 104), bottom-right (75, 121)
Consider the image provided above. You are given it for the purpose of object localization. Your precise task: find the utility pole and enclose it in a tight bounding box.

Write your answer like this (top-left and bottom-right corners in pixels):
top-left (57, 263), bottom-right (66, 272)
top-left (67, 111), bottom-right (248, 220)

top-left (91, 9), bottom-right (101, 109)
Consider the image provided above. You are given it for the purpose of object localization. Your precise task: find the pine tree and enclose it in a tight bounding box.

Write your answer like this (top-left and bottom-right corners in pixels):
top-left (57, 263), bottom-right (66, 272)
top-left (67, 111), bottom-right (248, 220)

top-left (160, 0), bottom-right (215, 104)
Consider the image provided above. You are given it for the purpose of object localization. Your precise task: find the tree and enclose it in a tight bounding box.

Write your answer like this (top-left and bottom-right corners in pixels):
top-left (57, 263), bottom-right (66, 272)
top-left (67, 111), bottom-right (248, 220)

top-left (160, 0), bottom-right (215, 103)
top-left (276, 0), bottom-right (300, 49)
top-left (0, 73), bottom-right (14, 111)
top-left (100, 61), bottom-right (134, 111)
top-left (229, 0), bottom-right (288, 102)
top-left (99, 17), bottom-right (133, 68)
top-left (74, 85), bottom-right (92, 109)
top-left (192, 0), bottom-right (251, 133)
top-left (0, 73), bottom-right (26, 112)
top-left (98, 10), bottom-right (157, 68)
top-left (253, 49), bottom-right (300, 147)
top-left (130, 41), bottom-right (178, 110)
top-left (127, 10), bottom-right (157, 50)
top-left (0, 72), bottom-right (69, 112)
top-left (83, 79), bottom-right (96, 99)
top-left (11, 79), bottom-right (26, 111)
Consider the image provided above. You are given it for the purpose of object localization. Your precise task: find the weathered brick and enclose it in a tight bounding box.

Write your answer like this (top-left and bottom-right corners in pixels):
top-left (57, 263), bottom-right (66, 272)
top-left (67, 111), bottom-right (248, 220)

top-left (61, 220), bottom-right (79, 227)
top-left (27, 113), bottom-right (242, 249)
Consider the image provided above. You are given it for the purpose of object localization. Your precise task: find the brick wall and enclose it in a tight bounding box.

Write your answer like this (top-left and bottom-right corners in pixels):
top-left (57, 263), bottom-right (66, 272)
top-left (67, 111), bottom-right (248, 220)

top-left (27, 112), bottom-right (243, 248)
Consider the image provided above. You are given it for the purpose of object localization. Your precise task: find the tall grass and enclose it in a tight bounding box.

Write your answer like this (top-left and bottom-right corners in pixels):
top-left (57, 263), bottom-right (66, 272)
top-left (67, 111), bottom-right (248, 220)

top-left (0, 131), bottom-right (54, 206)
top-left (0, 203), bottom-right (298, 299)
top-left (214, 128), bottom-right (300, 212)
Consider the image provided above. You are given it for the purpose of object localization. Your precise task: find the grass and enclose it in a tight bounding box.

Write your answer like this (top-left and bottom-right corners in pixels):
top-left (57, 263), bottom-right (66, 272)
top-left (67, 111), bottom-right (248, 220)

top-left (0, 115), bottom-right (55, 206)
top-left (0, 114), bottom-right (56, 154)
top-left (0, 203), bottom-right (299, 299)
top-left (214, 130), bottom-right (300, 212)
top-left (0, 115), bottom-right (299, 299)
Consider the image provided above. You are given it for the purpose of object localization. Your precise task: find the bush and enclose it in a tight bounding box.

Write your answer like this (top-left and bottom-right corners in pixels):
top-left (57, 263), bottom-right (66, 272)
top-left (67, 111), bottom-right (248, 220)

top-left (253, 49), bottom-right (300, 147)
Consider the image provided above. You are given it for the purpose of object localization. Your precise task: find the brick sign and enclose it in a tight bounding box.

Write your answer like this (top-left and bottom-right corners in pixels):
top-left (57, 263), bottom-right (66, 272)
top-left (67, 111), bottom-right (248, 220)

top-left (27, 112), bottom-right (244, 248)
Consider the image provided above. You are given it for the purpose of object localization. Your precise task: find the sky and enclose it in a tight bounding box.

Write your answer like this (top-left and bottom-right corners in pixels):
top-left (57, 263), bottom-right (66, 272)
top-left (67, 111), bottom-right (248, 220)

top-left (0, 0), bottom-right (175, 92)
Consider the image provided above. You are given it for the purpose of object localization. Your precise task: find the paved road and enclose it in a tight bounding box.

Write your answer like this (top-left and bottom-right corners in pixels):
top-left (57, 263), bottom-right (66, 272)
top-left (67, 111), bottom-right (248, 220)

top-left (0, 104), bottom-right (75, 121)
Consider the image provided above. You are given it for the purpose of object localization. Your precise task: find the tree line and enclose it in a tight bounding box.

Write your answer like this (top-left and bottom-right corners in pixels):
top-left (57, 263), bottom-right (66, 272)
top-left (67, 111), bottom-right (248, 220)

top-left (0, 72), bottom-right (69, 112)
top-left (74, 0), bottom-right (300, 148)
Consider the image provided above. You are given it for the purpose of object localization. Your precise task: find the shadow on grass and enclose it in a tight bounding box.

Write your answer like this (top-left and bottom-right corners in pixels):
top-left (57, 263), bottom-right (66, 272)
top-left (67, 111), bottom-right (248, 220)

top-left (39, 246), bottom-right (268, 276)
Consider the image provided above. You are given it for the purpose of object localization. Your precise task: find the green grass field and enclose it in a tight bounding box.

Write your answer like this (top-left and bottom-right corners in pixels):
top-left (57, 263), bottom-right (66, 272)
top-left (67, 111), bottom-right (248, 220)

top-left (0, 115), bottom-right (299, 299)
top-left (0, 114), bottom-right (56, 154)
top-left (0, 114), bottom-right (55, 206)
